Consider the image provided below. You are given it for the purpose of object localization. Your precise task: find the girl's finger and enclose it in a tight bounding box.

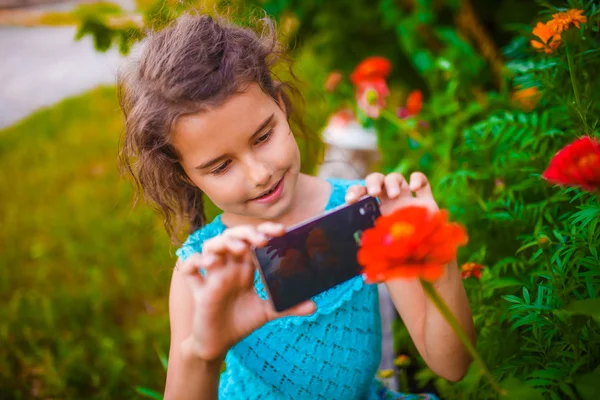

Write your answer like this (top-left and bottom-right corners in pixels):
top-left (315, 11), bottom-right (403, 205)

top-left (266, 299), bottom-right (317, 321)
top-left (223, 226), bottom-right (268, 247)
top-left (197, 252), bottom-right (221, 270)
top-left (409, 172), bottom-right (433, 198)
top-left (345, 185), bottom-right (368, 204)
top-left (256, 222), bottom-right (286, 237)
top-left (176, 253), bottom-right (206, 290)
top-left (365, 173), bottom-right (386, 197)
top-left (383, 173), bottom-right (410, 199)
top-left (232, 251), bottom-right (257, 289)
top-left (203, 235), bottom-right (249, 256)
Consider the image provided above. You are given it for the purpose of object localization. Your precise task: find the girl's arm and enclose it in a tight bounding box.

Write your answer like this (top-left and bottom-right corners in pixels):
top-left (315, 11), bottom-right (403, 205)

top-left (164, 266), bottom-right (220, 400)
top-left (164, 225), bottom-right (316, 400)
top-left (345, 172), bottom-right (475, 381)
top-left (385, 260), bottom-right (475, 381)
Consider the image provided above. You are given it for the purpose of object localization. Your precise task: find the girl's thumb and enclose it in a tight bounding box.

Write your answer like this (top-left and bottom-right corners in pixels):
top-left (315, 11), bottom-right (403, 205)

top-left (284, 300), bottom-right (317, 318)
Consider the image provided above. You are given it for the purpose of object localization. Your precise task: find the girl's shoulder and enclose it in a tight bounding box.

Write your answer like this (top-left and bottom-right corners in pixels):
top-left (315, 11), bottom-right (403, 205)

top-left (175, 177), bottom-right (367, 262)
top-left (322, 177), bottom-right (366, 209)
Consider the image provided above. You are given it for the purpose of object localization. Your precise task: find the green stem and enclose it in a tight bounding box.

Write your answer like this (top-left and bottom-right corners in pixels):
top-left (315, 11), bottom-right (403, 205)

top-left (564, 40), bottom-right (589, 133)
top-left (380, 109), bottom-right (407, 130)
top-left (380, 109), bottom-right (424, 143)
top-left (419, 279), bottom-right (506, 395)
top-left (399, 368), bottom-right (409, 393)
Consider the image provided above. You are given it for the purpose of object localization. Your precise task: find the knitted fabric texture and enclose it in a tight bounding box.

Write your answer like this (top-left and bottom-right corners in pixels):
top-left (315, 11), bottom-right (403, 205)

top-left (175, 178), bottom-right (437, 400)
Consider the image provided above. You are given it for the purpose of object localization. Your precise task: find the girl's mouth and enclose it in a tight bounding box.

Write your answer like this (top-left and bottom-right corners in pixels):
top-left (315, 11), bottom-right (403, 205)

top-left (252, 177), bottom-right (284, 204)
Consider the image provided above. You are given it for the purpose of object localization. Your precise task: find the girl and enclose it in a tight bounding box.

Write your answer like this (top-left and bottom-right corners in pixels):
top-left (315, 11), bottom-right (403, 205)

top-left (118, 12), bottom-right (475, 400)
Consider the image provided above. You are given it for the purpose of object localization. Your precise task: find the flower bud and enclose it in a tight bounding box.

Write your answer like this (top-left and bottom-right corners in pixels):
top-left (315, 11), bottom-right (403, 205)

top-left (394, 354), bottom-right (412, 368)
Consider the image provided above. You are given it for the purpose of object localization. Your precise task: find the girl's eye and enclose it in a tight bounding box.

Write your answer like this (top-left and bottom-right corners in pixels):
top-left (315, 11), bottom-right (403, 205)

top-left (255, 129), bottom-right (273, 144)
top-left (211, 160), bottom-right (231, 175)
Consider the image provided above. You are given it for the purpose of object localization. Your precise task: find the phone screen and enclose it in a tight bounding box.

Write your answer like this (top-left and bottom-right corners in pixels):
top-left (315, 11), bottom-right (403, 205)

top-left (253, 196), bottom-right (381, 312)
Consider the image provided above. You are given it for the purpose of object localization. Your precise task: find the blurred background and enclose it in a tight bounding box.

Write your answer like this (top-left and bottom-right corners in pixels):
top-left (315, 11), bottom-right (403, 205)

top-left (2, 0), bottom-right (600, 399)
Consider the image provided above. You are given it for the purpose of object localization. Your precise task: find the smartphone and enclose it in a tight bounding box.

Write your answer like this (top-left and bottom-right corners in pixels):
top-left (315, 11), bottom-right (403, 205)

top-left (253, 196), bottom-right (381, 312)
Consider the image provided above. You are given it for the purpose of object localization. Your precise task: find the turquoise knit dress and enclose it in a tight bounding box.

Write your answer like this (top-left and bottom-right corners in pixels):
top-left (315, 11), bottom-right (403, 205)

top-left (176, 178), bottom-right (439, 400)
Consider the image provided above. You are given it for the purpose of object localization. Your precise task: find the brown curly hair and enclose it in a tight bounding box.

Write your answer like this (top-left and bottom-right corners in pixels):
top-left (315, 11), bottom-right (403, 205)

top-left (117, 12), bottom-right (313, 245)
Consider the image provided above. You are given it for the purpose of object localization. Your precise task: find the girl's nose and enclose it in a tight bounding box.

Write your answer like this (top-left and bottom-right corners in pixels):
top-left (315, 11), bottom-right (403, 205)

top-left (246, 160), bottom-right (272, 187)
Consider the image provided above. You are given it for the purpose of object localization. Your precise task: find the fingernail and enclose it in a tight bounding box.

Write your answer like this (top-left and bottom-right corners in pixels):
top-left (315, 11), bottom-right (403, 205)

top-left (388, 188), bottom-right (399, 197)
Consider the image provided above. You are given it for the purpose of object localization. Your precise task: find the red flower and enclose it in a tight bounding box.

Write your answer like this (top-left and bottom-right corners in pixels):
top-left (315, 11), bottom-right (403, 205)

top-left (396, 90), bottom-right (423, 119)
top-left (542, 136), bottom-right (600, 192)
top-left (460, 262), bottom-right (484, 280)
top-left (406, 90), bottom-right (423, 116)
top-left (357, 206), bottom-right (468, 283)
top-left (350, 56), bottom-right (392, 85)
top-left (356, 78), bottom-right (390, 119)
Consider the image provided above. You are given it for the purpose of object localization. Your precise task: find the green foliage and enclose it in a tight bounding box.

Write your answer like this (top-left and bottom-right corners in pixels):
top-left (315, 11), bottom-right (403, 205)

top-left (291, 0), bottom-right (600, 398)
top-left (380, 1), bottom-right (600, 399)
top-left (0, 87), bottom-right (180, 398)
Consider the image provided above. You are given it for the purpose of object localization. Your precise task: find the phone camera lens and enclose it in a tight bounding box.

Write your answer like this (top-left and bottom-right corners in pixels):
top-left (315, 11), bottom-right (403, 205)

top-left (365, 203), bottom-right (375, 212)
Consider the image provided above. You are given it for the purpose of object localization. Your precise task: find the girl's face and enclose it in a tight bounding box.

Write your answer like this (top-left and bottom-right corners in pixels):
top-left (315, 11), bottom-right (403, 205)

top-left (172, 83), bottom-right (301, 224)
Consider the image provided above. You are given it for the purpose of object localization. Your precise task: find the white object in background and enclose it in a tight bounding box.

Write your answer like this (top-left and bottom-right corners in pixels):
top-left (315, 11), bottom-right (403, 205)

top-left (318, 109), bottom-right (380, 180)
top-left (322, 109), bottom-right (378, 151)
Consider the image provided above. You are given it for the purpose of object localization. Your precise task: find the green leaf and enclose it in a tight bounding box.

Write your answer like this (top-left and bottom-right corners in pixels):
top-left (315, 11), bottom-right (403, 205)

top-left (501, 377), bottom-right (544, 400)
top-left (523, 287), bottom-right (531, 304)
top-left (503, 295), bottom-right (522, 304)
top-left (135, 387), bottom-right (163, 400)
top-left (527, 368), bottom-right (563, 380)
top-left (485, 277), bottom-right (523, 290)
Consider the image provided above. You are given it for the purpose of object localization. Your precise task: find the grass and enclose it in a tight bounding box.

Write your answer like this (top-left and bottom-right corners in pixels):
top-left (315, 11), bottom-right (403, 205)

top-left (0, 86), bottom-right (178, 398)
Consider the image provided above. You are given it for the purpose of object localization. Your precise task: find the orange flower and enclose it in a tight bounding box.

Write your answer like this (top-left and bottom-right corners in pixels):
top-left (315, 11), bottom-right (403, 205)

top-left (542, 136), bottom-right (600, 192)
top-left (547, 9), bottom-right (587, 33)
top-left (350, 56), bottom-right (392, 85)
top-left (512, 86), bottom-right (541, 111)
top-left (460, 262), bottom-right (484, 279)
top-left (357, 206), bottom-right (468, 283)
top-left (531, 22), bottom-right (561, 53)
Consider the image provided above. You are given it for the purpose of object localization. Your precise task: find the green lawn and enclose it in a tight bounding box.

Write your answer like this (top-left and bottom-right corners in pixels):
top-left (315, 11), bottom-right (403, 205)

top-left (0, 76), bottom-right (323, 398)
top-left (0, 86), bottom-right (178, 398)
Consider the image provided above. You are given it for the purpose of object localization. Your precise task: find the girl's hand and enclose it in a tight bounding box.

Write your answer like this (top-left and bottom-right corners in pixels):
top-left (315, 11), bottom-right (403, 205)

top-left (345, 172), bottom-right (439, 215)
top-left (177, 223), bottom-right (316, 362)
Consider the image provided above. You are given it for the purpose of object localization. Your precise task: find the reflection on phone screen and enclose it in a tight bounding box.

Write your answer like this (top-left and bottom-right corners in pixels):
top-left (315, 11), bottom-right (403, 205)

top-left (254, 197), bottom-right (380, 311)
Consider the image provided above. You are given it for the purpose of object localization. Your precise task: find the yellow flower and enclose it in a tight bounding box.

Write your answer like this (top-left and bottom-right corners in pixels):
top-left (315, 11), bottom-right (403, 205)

top-left (547, 9), bottom-right (587, 33)
top-left (531, 22), bottom-right (561, 53)
top-left (377, 369), bottom-right (395, 379)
